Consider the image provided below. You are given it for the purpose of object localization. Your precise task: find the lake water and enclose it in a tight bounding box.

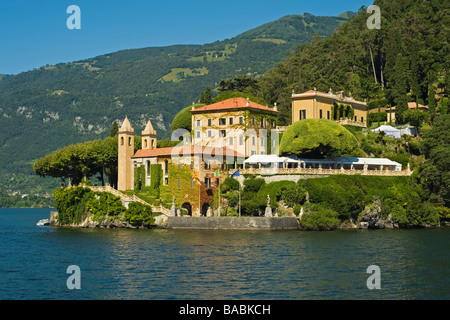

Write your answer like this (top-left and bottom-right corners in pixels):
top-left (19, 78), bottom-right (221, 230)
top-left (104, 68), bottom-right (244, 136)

top-left (0, 208), bottom-right (448, 300)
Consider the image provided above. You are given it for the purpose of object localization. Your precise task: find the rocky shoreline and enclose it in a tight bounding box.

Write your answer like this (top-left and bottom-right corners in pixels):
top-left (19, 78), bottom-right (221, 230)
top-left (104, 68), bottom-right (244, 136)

top-left (49, 201), bottom-right (449, 230)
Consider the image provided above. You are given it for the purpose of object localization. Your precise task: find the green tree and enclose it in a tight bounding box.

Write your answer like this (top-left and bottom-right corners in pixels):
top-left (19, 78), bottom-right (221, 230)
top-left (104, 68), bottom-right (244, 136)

top-left (279, 119), bottom-right (359, 158)
top-left (417, 114), bottom-right (450, 207)
top-left (33, 136), bottom-right (118, 187)
top-left (199, 86), bottom-right (212, 104)
top-left (109, 121), bottom-right (119, 137)
top-left (428, 86), bottom-right (436, 122)
top-left (402, 109), bottom-right (427, 136)
top-left (171, 104), bottom-right (204, 132)
top-left (391, 53), bottom-right (409, 123)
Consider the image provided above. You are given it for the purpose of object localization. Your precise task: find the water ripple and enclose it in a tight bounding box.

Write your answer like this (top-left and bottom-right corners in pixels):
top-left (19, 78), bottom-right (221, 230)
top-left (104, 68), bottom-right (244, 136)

top-left (0, 209), bottom-right (449, 299)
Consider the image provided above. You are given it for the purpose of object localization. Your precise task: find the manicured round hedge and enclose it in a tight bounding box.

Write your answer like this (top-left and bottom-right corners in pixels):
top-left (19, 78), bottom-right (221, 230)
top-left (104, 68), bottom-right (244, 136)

top-left (279, 119), bottom-right (358, 158)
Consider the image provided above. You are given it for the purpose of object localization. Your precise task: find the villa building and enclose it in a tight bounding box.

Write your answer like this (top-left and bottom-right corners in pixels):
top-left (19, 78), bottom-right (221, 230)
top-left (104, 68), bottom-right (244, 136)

top-left (117, 113), bottom-right (244, 216)
top-left (116, 92), bottom-right (410, 217)
top-left (190, 97), bottom-right (279, 158)
top-left (291, 88), bottom-right (368, 127)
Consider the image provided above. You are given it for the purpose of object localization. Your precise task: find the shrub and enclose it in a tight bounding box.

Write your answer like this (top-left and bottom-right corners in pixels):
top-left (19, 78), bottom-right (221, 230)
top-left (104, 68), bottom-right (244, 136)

top-left (257, 181), bottom-right (296, 209)
top-left (86, 191), bottom-right (125, 222)
top-left (280, 119), bottom-right (358, 158)
top-left (53, 187), bottom-right (94, 225)
top-left (300, 203), bottom-right (341, 230)
top-left (220, 177), bottom-right (240, 193)
top-left (243, 178), bottom-right (266, 193)
top-left (123, 202), bottom-right (154, 226)
top-left (279, 184), bottom-right (306, 207)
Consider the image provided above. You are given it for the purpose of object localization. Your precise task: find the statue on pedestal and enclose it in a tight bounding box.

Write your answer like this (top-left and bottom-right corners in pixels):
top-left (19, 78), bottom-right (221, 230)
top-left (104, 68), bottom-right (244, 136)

top-left (170, 196), bottom-right (177, 216)
top-left (264, 194), bottom-right (273, 217)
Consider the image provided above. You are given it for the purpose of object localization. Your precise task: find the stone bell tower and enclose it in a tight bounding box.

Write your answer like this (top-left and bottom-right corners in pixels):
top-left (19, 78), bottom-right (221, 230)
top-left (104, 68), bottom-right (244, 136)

top-left (142, 119), bottom-right (157, 149)
top-left (118, 116), bottom-right (134, 191)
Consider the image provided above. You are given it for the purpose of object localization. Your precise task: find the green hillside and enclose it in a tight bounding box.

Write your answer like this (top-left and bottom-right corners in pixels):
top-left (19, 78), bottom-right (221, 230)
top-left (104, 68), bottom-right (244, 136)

top-left (257, 0), bottom-right (450, 124)
top-left (0, 13), bottom-right (347, 196)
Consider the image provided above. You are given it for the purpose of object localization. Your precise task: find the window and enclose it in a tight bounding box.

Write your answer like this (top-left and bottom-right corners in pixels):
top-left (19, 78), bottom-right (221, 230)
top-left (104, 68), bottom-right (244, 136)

top-left (251, 150), bottom-right (256, 156)
top-left (229, 117), bottom-right (233, 125)
top-left (216, 178), bottom-right (220, 187)
top-left (239, 117), bottom-right (244, 124)
top-left (205, 161), bottom-right (210, 170)
top-left (300, 110), bottom-right (306, 120)
top-left (207, 119), bottom-right (212, 126)
top-left (354, 116), bottom-right (357, 122)
top-left (261, 137), bottom-right (264, 146)
top-left (319, 110), bottom-right (323, 119)
top-left (128, 137), bottom-right (132, 146)
top-left (261, 116), bottom-right (265, 128)
top-left (327, 111), bottom-right (330, 120)
top-left (252, 136), bottom-right (256, 146)
top-left (205, 177), bottom-right (211, 188)
top-left (196, 120), bottom-right (201, 127)
top-left (196, 131), bottom-right (201, 138)
top-left (239, 136), bottom-right (244, 145)
top-left (219, 130), bottom-right (226, 137)
top-left (178, 178), bottom-right (181, 189)
top-left (207, 130), bottom-right (212, 137)
top-left (146, 161), bottom-right (151, 175)
top-left (219, 118), bottom-right (226, 125)
top-left (361, 117), bottom-right (364, 123)
top-left (229, 137), bottom-right (233, 146)
top-left (252, 117), bottom-right (255, 125)
top-left (120, 137), bottom-right (124, 145)
top-left (164, 177), bottom-right (169, 185)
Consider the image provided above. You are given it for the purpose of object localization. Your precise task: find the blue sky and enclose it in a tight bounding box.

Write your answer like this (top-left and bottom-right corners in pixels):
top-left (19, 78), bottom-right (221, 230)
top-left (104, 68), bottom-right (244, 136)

top-left (0, 0), bottom-right (371, 75)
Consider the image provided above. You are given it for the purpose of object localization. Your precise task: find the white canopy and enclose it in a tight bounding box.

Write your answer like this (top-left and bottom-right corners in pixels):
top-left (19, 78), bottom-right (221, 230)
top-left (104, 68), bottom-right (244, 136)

top-left (244, 154), bottom-right (298, 165)
top-left (244, 155), bottom-right (402, 171)
top-left (371, 125), bottom-right (401, 139)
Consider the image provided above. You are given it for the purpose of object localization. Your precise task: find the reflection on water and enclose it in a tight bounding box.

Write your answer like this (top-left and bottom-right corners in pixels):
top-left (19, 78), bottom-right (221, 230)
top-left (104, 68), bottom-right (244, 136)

top-left (0, 209), bottom-right (449, 300)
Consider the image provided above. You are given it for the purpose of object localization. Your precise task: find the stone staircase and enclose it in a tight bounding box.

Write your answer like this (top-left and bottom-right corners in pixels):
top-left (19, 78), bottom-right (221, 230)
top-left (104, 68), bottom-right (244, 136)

top-left (87, 186), bottom-right (170, 216)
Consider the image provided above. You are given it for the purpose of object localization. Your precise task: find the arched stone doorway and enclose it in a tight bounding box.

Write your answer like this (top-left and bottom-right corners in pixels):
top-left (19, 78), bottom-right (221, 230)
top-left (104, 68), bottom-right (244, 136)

top-left (181, 202), bottom-right (192, 216)
top-left (201, 203), bottom-right (210, 217)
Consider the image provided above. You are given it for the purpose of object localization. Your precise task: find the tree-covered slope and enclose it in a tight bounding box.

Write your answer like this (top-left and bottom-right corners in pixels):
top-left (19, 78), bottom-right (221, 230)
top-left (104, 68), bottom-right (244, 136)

top-left (258, 0), bottom-right (450, 124)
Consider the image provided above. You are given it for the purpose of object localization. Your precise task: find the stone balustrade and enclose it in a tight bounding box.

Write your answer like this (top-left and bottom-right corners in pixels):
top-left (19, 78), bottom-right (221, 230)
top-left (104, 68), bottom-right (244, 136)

top-left (241, 167), bottom-right (411, 176)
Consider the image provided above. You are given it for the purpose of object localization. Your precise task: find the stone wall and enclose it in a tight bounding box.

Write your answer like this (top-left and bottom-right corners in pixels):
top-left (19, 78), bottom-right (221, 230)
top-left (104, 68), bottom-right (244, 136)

top-left (167, 216), bottom-right (299, 230)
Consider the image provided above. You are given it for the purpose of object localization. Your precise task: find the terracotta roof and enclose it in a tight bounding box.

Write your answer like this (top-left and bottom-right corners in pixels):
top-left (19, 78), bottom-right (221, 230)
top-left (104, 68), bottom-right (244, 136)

top-left (133, 145), bottom-right (245, 159)
top-left (387, 102), bottom-right (429, 111)
top-left (190, 97), bottom-right (277, 113)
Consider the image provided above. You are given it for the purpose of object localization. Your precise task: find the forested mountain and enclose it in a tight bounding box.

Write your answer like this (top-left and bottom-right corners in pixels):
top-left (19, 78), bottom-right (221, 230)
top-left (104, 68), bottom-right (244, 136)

top-left (257, 0), bottom-right (450, 124)
top-left (0, 13), bottom-right (348, 195)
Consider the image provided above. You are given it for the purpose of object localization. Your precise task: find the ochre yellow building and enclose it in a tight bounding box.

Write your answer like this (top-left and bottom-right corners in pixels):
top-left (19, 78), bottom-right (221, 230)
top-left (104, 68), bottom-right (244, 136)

top-left (291, 88), bottom-right (367, 127)
top-left (190, 97), bottom-right (279, 158)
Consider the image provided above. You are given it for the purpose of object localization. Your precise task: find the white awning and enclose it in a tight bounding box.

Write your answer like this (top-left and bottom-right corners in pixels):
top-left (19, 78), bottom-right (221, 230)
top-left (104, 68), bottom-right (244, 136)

top-left (244, 154), bottom-right (299, 164)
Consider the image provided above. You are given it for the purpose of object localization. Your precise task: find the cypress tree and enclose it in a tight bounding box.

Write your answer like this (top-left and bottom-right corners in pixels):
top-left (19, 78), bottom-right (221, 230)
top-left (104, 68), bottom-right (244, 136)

top-left (428, 86), bottom-right (436, 122)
